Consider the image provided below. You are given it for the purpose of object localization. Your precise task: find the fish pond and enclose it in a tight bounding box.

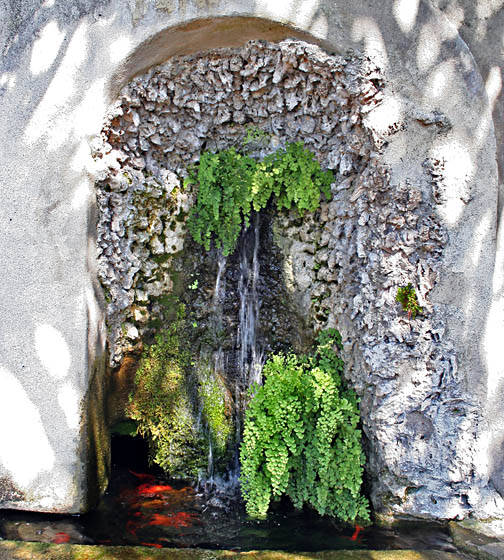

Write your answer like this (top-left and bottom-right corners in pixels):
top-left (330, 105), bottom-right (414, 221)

top-left (0, 435), bottom-right (458, 554)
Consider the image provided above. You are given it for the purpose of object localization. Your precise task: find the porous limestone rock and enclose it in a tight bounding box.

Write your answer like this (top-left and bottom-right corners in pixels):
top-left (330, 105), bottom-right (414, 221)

top-left (95, 39), bottom-right (504, 520)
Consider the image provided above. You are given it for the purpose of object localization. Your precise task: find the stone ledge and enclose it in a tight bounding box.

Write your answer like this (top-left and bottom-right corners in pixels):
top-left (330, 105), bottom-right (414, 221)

top-left (0, 541), bottom-right (469, 560)
top-left (449, 521), bottom-right (504, 560)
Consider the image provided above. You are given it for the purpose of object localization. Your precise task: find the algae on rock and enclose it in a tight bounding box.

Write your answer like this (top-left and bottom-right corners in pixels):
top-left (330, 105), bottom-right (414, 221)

top-left (127, 304), bottom-right (234, 480)
top-left (127, 308), bottom-right (200, 479)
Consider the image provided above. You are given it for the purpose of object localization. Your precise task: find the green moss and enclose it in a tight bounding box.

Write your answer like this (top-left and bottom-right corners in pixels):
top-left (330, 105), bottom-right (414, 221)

top-left (0, 540), bottom-right (464, 560)
top-left (150, 294), bottom-right (182, 326)
top-left (198, 368), bottom-right (232, 457)
top-left (127, 307), bottom-right (206, 479)
top-left (110, 420), bottom-right (138, 436)
top-left (146, 317), bottom-right (163, 330)
top-left (176, 210), bottom-right (188, 222)
top-left (152, 253), bottom-right (171, 264)
top-left (82, 350), bottom-right (110, 511)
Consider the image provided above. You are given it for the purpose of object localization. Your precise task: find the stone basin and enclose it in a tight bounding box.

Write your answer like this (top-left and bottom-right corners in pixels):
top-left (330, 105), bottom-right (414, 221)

top-left (0, 541), bottom-right (469, 560)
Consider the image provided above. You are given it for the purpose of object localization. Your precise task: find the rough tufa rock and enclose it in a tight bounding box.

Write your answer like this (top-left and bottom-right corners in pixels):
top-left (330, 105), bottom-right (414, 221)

top-left (94, 39), bottom-right (487, 521)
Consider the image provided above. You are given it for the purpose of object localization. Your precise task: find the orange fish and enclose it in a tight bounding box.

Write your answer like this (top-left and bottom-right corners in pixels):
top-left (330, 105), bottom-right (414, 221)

top-left (52, 532), bottom-right (71, 544)
top-left (147, 512), bottom-right (196, 528)
top-left (141, 542), bottom-right (162, 548)
top-left (132, 499), bottom-right (168, 509)
top-left (137, 484), bottom-right (174, 496)
top-left (350, 525), bottom-right (363, 541)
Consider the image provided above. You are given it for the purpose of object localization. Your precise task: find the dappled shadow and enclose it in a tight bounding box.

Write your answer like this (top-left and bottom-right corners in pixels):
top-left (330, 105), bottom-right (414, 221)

top-left (0, 0), bottom-right (502, 524)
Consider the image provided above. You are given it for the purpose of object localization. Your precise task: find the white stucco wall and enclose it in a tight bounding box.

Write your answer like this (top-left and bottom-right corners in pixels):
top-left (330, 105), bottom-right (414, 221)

top-left (0, 0), bottom-right (502, 517)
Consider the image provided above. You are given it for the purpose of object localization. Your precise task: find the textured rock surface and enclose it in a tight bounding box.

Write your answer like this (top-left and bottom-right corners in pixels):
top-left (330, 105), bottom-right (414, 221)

top-left (94, 38), bottom-right (504, 520)
top-left (94, 40), bottom-right (382, 366)
top-left (449, 521), bottom-right (504, 560)
top-left (0, 541), bottom-right (468, 560)
top-left (0, 0), bottom-right (503, 515)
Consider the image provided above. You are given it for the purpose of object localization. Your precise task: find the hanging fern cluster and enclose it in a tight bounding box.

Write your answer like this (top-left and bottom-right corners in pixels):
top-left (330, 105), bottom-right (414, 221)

top-left (185, 141), bottom-right (333, 256)
top-left (239, 329), bottom-right (370, 523)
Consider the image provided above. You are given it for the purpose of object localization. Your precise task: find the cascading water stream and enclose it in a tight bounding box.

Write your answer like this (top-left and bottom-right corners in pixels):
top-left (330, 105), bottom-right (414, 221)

top-left (206, 253), bottom-right (227, 482)
top-left (212, 253), bottom-right (227, 310)
top-left (233, 214), bottom-right (264, 478)
top-left (200, 214), bottom-right (264, 490)
top-left (237, 213), bottom-right (263, 389)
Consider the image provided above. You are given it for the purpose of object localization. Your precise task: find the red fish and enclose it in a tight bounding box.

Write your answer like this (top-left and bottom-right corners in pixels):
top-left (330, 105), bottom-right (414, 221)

top-left (147, 512), bottom-right (196, 528)
top-left (133, 499), bottom-right (168, 510)
top-left (137, 484), bottom-right (174, 496)
top-left (52, 532), bottom-right (71, 544)
top-left (350, 525), bottom-right (363, 541)
top-left (141, 542), bottom-right (162, 548)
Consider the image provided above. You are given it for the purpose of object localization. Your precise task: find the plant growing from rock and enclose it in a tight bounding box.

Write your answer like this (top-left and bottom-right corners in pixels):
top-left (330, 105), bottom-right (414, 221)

top-left (198, 368), bottom-right (232, 458)
top-left (127, 305), bottom-right (233, 479)
top-left (239, 329), bottom-right (369, 523)
top-left (185, 141), bottom-right (333, 256)
top-left (396, 283), bottom-right (422, 319)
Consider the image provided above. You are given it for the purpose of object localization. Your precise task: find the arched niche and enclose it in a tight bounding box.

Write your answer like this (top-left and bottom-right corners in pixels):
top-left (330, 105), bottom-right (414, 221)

top-left (0, 2), bottom-right (501, 521)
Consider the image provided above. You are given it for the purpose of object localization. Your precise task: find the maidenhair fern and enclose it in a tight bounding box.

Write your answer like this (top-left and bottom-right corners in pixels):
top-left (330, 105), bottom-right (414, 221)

top-left (240, 329), bottom-right (369, 523)
top-left (185, 141), bottom-right (333, 256)
top-left (185, 148), bottom-right (256, 255)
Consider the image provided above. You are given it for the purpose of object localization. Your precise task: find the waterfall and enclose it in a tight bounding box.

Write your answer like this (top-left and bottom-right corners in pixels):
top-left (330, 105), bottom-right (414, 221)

top-left (230, 213), bottom-right (264, 482)
top-left (206, 253), bottom-right (227, 482)
top-left (237, 213), bottom-right (263, 388)
top-left (212, 253), bottom-right (227, 310)
top-left (198, 214), bottom-right (264, 496)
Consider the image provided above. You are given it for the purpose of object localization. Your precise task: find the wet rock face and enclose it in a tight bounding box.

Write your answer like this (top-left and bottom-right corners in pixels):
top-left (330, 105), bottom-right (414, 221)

top-left (95, 39), bottom-right (382, 366)
top-left (95, 39), bottom-right (479, 519)
top-left (172, 212), bottom-right (309, 376)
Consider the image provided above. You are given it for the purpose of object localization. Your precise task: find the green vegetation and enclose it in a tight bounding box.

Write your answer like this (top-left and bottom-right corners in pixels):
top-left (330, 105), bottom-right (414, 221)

top-left (242, 125), bottom-right (270, 148)
top-left (198, 368), bottom-right (232, 457)
top-left (110, 419), bottom-right (137, 436)
top-left (127, 306), bottom-right (207, 479)
top-left (185, 141), bottom-right (333, 256)
top-left (240, 329), bottom-right (369, 523)
top-left (127, 304), bottom-right (234, 479)
top-left (396, 283), bottom-right (422, 319)
top-left (0, 540), bottom-right (461, 560)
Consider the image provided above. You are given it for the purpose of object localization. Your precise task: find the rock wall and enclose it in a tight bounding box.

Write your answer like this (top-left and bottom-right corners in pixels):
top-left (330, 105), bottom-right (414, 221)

top-left (95, 41), bottom-right (381, 366)
top-left (0, 0), bottom-right (503, 517)
top-left (95, 39), bottom-right (502, 519)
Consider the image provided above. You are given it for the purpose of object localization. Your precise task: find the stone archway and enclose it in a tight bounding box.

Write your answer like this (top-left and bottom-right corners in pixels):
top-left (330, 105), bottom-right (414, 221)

top-left (95, 32), bottom-right (502, 520)
top-left (1, 2), bottom-right (502, 520)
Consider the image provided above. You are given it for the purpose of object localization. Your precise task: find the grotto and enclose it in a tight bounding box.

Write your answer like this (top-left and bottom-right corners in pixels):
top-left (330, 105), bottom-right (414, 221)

top-left (1, 0), bottom-right (504, 556)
